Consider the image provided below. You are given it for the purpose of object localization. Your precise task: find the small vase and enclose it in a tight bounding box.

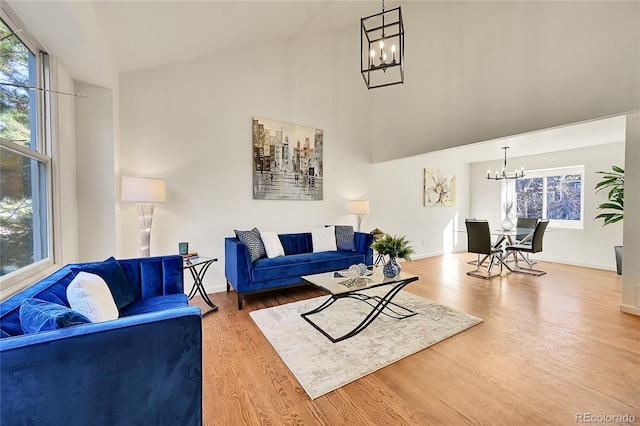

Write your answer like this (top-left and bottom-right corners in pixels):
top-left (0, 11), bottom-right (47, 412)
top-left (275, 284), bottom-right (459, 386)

top-left (383, 257), bottom-right (401, 278)
top-left (501, 218), bottom-right (514, 231)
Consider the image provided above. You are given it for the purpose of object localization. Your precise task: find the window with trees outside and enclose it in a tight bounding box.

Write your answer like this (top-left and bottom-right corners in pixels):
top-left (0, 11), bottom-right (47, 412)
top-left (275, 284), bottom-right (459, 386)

top-left (0, 12), bottom-right (53, 287)
top-left (512, 165), bottom-right (585, 229)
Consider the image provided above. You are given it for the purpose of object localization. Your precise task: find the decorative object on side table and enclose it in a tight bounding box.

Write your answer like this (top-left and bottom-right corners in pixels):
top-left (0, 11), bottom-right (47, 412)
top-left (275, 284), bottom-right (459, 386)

top-left (371, 234), bottom-right (415, 278)
top-left (595, 165), bottom-right (624, 275)
top-left (178, 242), bottom-right (189, 255)
top-left (371, 228), bottom-right (384, 241)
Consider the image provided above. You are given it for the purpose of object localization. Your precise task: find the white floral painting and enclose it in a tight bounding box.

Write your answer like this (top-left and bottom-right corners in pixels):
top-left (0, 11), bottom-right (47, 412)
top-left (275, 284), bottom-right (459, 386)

top-left (424, 168), bottom-right (456, 207)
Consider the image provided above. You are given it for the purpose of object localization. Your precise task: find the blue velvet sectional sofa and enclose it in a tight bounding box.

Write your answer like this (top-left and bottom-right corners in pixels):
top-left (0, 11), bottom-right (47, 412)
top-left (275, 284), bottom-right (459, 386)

top-left (0, 255), bottom-right (202, 426)
top-left (225, 231), bottom-right (373, 309)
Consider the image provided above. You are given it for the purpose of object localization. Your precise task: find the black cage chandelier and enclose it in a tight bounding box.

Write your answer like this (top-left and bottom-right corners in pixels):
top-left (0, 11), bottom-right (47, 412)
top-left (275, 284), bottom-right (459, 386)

top-left (361, 0), bottom-right (404, 89)
top-left (487, 146), bottom-right (525, 180)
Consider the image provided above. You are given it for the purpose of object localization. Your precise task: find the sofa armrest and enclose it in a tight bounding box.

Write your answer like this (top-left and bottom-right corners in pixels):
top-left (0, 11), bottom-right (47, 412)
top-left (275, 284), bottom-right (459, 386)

top-left (225, 238), bottom-right (253, 292)
top-left (0, 306), bottom-right (202, 425)
top-left (354, 231), bottom-right (374, 265)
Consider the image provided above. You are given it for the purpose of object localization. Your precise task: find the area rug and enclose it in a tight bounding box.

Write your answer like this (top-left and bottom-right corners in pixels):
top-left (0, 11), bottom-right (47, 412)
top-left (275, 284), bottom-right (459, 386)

top-left (249, 289), bottom-right (483, 399)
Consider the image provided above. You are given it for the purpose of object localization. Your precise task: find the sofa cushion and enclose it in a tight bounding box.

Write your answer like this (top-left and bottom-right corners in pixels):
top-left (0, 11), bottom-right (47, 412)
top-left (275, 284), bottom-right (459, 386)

top-left (279, 233), bottom-right (312, 255)
top-left (251, 251), bottom-right (366, 283)
top-left (119, 293), bottom-right (189, 317)
top-left (334, 225), bottom-right (356, 251)
top-left (312, 226), bottom-right (337, 253)
top-left (71, 257), bottom-right (136, 309)
top-left (260, 231), bottom-right (285, 258)
top-left (19, 298), bottom-right (91, 334)
top-left (67, 272), bottom-right (119, 322)
top-left (235, 228), bottom-right (267, 262)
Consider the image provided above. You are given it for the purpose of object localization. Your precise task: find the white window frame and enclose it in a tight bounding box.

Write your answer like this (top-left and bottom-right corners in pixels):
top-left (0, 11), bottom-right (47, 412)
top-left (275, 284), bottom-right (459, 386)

top-left (507, 165), bottom-right (585, 230)
top-left (0, 6), bottom-right (60, 299)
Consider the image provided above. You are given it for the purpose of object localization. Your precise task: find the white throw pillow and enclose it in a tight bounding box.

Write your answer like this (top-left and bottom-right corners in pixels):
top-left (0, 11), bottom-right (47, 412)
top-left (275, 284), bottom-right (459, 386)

top-left (260, 231), bottom-right (285, 258)
top-left (312, 225), bottom-right (337, 253)
top-left (67, 272), bottom-right (119, 322)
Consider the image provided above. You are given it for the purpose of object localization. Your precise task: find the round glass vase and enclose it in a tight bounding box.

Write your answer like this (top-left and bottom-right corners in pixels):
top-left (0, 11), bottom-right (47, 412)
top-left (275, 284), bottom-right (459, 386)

top-left (501, 218), bottom-right (514, 231)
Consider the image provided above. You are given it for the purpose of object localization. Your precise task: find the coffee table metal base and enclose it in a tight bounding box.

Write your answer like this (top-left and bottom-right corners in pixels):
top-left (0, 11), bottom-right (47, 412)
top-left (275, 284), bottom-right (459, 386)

top-left (301, 278), bottom-right (418, 343)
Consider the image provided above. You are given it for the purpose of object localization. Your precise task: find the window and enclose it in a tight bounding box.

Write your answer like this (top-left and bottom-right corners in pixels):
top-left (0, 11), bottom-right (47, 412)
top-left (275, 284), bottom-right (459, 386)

top-left (0, 11), bottom-right (53, 286)
top-left (512, 166), bottom-right (585, 229)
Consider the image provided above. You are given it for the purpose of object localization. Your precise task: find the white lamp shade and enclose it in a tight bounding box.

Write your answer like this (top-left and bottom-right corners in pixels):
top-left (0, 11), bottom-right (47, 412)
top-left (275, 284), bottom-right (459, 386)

top-left (121, 176), bottom-right (166, 202)
top-left (348, 200), bottom-right (370, 215)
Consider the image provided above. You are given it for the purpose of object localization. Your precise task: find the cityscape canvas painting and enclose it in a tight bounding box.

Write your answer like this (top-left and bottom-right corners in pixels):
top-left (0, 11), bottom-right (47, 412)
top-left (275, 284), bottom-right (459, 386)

top-left (252, 118), bottom-right (323, 200)
top-left (424, 168), bottom-right (456, 207)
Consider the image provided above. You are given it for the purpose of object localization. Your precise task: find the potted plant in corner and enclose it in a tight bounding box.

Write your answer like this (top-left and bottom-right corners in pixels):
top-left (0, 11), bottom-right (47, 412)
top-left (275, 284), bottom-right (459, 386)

top-left (595, 165), bottom-right (624, 275)
top-left (371, 234), bottom-right (415, 278)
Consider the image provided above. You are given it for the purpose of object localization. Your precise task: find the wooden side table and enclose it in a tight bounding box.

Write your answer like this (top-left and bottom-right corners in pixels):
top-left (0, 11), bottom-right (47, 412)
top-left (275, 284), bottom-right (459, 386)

top-left (183, 256), bottom-right (218, 316)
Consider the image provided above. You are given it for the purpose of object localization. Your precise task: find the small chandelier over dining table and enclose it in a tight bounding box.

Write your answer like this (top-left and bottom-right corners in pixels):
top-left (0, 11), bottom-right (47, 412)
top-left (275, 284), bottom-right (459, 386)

top-left (360, 0), bottom-right (404, 89)
top-left (487, 146), bottom-right (525, 180)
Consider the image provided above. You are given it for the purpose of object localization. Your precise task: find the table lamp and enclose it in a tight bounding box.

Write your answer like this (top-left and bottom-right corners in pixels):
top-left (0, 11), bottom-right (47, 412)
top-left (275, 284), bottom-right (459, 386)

top-left (348, 200), bottom-right (370, 232)
top-left (121, 176), bottom-right (166, 257)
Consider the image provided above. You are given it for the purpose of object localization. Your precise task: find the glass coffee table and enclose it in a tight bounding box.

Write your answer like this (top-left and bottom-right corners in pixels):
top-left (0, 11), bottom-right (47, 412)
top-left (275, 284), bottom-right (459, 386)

top-left (300, 267), bottom-right (419, 343)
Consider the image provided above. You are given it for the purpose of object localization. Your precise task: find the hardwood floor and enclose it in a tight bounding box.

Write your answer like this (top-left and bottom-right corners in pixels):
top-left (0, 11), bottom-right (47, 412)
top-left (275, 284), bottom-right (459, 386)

top-left (191, 254), bottom-right (640, 425)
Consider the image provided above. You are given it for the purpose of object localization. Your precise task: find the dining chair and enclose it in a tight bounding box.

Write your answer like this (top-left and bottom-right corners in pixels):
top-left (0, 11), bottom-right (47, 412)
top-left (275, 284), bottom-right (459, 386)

top-left (515, 217), bottom-right (538, 242)
top-left (465, 220), bottom-right (507, 279)
top-left (514, 217), bottom-right (539, 264)
top-left (505, 219), bottom-right (549, 275)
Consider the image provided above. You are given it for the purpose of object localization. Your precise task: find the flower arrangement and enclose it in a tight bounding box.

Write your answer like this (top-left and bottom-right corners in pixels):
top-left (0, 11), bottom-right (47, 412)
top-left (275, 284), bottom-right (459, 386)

top-left (370, 234), bottom-right (415, 261)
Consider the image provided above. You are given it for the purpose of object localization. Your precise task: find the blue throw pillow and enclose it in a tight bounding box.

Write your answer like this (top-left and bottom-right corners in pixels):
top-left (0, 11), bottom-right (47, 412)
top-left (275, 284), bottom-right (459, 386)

top-left (71, 257), bottom-right (136, 310)
top-left (335, 225), bottom-right (356, 251)
top-left (19, 298), bottom-right (91, 334)
top-left (234, 228), bottom-right (267, 262)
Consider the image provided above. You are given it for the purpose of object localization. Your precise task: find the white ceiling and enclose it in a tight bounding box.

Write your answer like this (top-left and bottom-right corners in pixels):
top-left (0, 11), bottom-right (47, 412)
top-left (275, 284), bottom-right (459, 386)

top-left (425, 115), bottom-right (627, 164)
top-left (91, 0), bottom-right (381, 73)
top-left (7, 0), bottom-right (629, 162)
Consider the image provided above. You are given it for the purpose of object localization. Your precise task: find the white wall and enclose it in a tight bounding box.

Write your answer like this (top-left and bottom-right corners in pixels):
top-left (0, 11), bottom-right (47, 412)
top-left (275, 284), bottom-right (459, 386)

top-left (75, 82), bottom-right (117, 262)
top-left (118, 25), bottom-right (472, 292)
top-left (370, 156), bottom-right (470, 258)
top-left (621, 113), bottom-right (640, 315)
top-left (470, 142), bottom-right (626, 270)
top-left (371, 1), bottom-right (640, 162)
top-left (119, 28), bottom-right (372, 291)
top-left (54, 61), bottom-right (79, 264)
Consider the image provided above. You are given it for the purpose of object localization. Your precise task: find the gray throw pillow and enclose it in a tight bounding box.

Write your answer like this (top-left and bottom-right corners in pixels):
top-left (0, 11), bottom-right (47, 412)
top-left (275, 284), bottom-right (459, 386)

top-left (335, 225), bottom-right (356, 251)
top-left (234, 228), bottom-right (267, 262)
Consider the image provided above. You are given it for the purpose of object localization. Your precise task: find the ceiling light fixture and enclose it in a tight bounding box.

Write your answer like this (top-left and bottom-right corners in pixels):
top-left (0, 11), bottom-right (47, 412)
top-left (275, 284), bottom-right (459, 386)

top-left (487, 146), bottom-right (525, 180)
top-left (361, 0), bottom-right (404, 89)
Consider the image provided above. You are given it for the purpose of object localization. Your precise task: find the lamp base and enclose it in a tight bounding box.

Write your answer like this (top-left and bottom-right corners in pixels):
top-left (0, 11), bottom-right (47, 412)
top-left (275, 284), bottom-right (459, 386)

top-left (136, 203), bottom-right (155, 257)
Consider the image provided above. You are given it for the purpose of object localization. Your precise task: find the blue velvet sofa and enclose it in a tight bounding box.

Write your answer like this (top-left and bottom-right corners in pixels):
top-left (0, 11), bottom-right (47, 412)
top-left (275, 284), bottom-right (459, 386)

top-left (0, 255), bottom-right (202, 426)
top-left (225, 231), bottom-right (373, 309)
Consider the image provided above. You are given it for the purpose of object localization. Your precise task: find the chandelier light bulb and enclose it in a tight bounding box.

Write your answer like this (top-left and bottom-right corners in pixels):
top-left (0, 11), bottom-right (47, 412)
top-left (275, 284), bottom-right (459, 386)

top-left (391, 45), bottom-right (396, 53)
top-left (379, 40), bottom-right (384, 50)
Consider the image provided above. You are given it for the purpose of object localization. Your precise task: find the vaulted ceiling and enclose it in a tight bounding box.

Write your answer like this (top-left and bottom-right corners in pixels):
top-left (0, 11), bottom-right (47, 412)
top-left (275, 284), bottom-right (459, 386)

top-left (5, 0), bottom-right (631, 161)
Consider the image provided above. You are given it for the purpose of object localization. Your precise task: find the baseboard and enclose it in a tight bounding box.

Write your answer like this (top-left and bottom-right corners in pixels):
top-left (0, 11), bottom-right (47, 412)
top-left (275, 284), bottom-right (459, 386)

top-left (205, 283), bottom-right (228, 295)
top-left (619, 304), bottom-right (640, 316)
top-left (516, 256), bottom-right (617, 272)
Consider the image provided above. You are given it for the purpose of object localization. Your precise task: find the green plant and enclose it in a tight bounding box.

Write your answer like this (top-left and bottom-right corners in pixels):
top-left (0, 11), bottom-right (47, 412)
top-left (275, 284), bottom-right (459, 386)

top-left (371, 234), bottom-right (415, 261)
top-left (595, 165), bottom-right (624, 225)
